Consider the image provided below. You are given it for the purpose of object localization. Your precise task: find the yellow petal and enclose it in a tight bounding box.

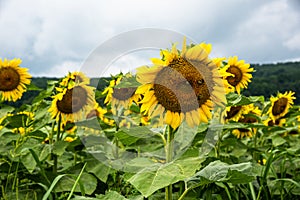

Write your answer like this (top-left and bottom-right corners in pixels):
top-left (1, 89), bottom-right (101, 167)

top-left (198, 108), bottom-right (208, 123)
top-left (185, 112), bottom-right (194, 127)
top-left (164, 110), bottom-right (173, 125)
top-left (171, 112), bottom-right (181, 129)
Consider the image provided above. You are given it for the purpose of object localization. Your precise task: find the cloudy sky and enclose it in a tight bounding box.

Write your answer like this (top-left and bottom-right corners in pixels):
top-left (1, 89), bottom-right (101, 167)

top-left (1, 0), bottom-right (300, 77)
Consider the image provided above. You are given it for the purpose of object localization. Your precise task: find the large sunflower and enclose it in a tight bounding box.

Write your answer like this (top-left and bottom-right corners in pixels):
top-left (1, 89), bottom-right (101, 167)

top-left (136, 39), bottom-right (226, 129)
top-left (220, 56), bottom-right (253, 94)
top-left (267, 91), bottom-right (295, 122)
top-left (0, 58), bottom-right (32, 102)
top-left (49, 83), bottom-right (95, 126)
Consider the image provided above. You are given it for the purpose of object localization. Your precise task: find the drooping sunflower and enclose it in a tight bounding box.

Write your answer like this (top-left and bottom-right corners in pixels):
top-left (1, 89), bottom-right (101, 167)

top-left (263, 117), bottom-right (286, 127)
top-left (224, 105), bottom-right (251, 122)
top-left (220, 56), bottom-right (254, 94)
top-left (267, 91), bottom-right (295, 122)
top-left (49, 83), bottom-right (95, 126)
top-left (102, 73), bottom-right (140, 115)
top-left (232, 104), bottom-right (261, 138)
top-left (0, 58), bottom-right (32, 102)
top-left (60, 71), bottom-right (90, 87)
top-left (136, 39), bottom-right (226, 129)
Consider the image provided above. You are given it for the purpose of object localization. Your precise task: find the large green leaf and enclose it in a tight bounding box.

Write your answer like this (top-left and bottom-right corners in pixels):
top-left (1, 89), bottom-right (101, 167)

top-left (86, 160), bottom-right (112, 182)
top-left (97, 190), bottom-right (128, 200)
top-left (128, 157), bottom-right (203, 197)
top-left (54, 172), bottom-right (97, 195)
top-left (187, 160), bottom-right (260, 188)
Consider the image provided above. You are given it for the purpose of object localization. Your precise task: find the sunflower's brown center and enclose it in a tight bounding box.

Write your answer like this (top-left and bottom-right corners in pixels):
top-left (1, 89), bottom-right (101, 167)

top-left (153, 57), bottom-right (212, 113)
top-left (56, 86), bottom-right (88, 114)
top-left (237, 115), bottom-right (257, 133)
top-left (112, 87), bottom-right (136, 101)
top-left (237, 128), bottom-right (249, 133)
top-left (239, 115), bottom-right (257, 124)
top-left (225, 106), bottom-right (242, 119)
top-left (63, 121), bottom-right (76, 131)
top-left (0, 67), bottom-right (21, 91)
top-left (226, 65), bottom-right (242, 86)
top-left (272, 97), bottom-right (288, 116)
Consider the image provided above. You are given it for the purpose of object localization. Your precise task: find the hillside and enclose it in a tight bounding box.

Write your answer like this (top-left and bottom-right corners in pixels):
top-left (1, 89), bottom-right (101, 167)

top-left (243, 61), bottom-right (300, 103)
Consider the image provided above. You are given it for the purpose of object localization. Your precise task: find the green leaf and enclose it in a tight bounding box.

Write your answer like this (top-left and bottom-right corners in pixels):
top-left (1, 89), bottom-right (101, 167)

top-left (272, 135), bottom-right (286, 147)
top-left (0, 104), bottom-right (14, 119)
top-left (115, 130), bottom-right (140, 146)
top-left (21, 152), bottom-right (37, 173)
top-left (76, 117), bottom-right (102, 130)
top-left (97, 190), bottom-right (128, 200)
top-left (124, 157), bottom-right (156, 172)
top-left (114, 75), bottom-right (141, 89)
top-left (187, 161), bottom-right (259, 188)
top-left (86, 160), bottom-right (112, 182)
top-left (53, 141), bottom-right (69, 156)
top-left (39, 144), bottom-right (52, 161)
top-left (27, 82), bottom-right (42, 91)
top-left (226, 93), bottom-right (264, 106)
top-left (54, 172), bottom-right (97, 195)
top-left (128, 157), bottom-right (203, 197)
top-left (43, 174), bottom-right (67, 200)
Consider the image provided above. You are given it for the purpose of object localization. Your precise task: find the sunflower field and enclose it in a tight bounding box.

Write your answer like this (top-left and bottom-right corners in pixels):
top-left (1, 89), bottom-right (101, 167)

top-left (1, 39), bottom-right (300, 200)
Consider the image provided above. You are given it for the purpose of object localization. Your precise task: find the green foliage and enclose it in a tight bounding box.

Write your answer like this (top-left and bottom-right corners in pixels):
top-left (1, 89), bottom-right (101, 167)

top-left (0, 62), bottom-right (300, 200)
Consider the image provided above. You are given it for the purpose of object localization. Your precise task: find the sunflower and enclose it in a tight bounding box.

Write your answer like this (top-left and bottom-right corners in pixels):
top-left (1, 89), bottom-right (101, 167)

top-left (267, 91), bottom-right (295, 122)
top-left (224, 104), bottom-right (253, 122)
top-left (1, 111), bottom-right (35, 135)
top-left (232, 104), bottom-right (261, 138)
top-left (0, 58), bottom-right (32, 102)
top-left (263, 118), bottom-right (286, 127)
top-left (220, 56), bottom-right (254, 94)
top-left (136, 39), bottom-right (226, 129)
top-left (49, 83), bottom-right (95, 126)
top-left (60, 71), bottom-right (90, 87)
top-left (86, 102), bottom-right (115, 126)
top-left (102, 73), bottom-right (140, 115)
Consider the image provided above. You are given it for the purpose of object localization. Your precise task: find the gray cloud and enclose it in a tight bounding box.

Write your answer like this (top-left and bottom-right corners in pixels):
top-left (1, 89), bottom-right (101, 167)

top-left (0, 0), bottom-right (299, 77)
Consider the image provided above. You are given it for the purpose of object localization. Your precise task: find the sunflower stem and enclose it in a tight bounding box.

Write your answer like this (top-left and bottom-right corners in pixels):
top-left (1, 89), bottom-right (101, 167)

top-left (53, 115), bottom-right (62, 174)
top-left (165, 125), bottom-right (175, 200)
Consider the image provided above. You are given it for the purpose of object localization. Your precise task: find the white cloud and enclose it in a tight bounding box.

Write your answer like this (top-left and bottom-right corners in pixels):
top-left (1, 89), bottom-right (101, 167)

top-left (32, 60), bottom-right (81, 77)
top-left (0, 0), bottom-right (300, 76)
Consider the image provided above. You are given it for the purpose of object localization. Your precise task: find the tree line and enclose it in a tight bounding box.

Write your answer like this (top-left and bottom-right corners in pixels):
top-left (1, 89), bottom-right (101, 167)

top-left (5, 61), bottom-right (300, 107)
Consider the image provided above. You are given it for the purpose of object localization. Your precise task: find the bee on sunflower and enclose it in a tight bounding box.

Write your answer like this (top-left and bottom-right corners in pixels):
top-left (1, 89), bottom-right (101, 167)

top-left (0, 58), bottom-right (32, 102)
top-left (267, 91), bottom-right (296, 122)
top-left (135, 38), bottom-right (226, 129)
